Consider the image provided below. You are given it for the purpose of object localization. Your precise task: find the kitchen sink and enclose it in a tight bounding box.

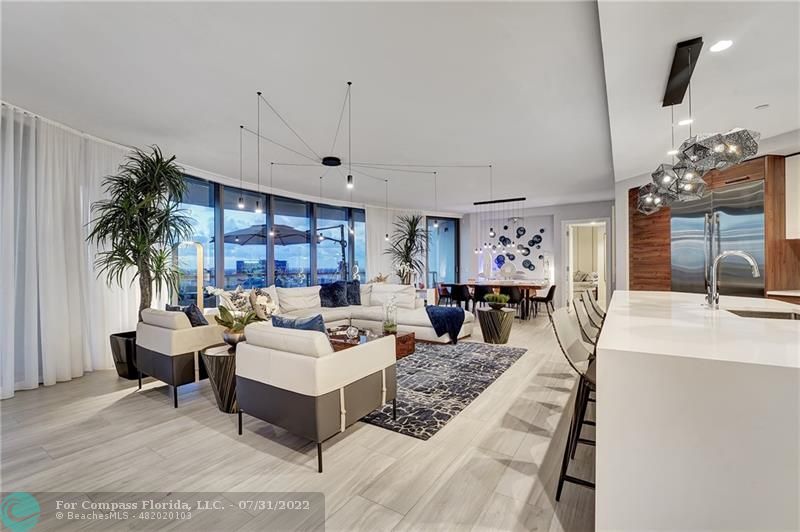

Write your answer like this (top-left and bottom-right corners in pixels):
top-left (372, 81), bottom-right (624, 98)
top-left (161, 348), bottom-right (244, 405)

top-left (726, 309), bottom-right (800, 320)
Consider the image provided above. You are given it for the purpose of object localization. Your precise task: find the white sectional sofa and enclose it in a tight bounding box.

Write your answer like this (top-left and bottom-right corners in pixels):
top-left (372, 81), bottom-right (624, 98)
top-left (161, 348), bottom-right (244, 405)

top-left (272, 283), bottom-right (474, 343)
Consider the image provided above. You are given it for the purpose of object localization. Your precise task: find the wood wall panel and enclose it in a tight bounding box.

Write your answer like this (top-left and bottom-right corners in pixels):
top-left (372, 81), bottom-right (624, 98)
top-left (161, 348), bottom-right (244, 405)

top-left (763, 155), bottom-right (800, 291)
top-left (628, 188), bottom-right (671, 291)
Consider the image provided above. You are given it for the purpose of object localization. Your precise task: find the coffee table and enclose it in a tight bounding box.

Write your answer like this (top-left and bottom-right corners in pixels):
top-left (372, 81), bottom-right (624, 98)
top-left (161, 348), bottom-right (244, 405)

top-left (328, 327), bottom-right (415, 359)
top-left (201, 344), bottom-right (238, 413)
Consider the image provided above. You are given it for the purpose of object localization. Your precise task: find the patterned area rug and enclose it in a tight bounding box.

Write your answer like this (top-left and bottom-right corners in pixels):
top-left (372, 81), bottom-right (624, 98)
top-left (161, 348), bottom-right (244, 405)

top-left (362, 341), bottom-right (527, 440)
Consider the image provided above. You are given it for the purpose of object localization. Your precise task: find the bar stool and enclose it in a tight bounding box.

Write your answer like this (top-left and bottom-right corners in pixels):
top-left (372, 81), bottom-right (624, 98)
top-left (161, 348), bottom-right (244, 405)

top-left (549, 307), bottom-right (596, 500)
top-left (586, 289), bottom-right (607, 319)
top-left (581, 292), bottom-right (604, 329)
top-left (573, 299), bottom-right (600, 345)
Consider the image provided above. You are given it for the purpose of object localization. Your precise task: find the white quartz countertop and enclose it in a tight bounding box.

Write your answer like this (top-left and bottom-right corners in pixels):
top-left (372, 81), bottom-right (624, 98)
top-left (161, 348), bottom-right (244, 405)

top-left (597, 291), bottom-right (800, 369)
top-left (767, 290), bottom-right (800, 297)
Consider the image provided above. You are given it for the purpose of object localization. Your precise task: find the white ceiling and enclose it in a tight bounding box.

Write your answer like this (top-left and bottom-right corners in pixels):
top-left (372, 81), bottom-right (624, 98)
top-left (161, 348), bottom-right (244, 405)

top-left (3, 2), bottom-right (797, 209)
top-left (598, 0), bottom-right (800, 181)
top-left (1, 1), bottom-right (615, 212)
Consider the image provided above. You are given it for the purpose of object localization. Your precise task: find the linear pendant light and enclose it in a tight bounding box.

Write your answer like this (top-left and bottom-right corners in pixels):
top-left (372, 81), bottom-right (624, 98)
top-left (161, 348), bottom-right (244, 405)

top-left (384, 180), bottom-right (390, 241)
top-left (432, 171), bottom-right (439, 229)
top-left (268, 162), bottom-right (275, 237)
top-left (347, 81), bottom-right (353, 190)
top-left (255, 91), bottom-right (263, 214)
top-left (238, 125), bottom-right (245, 208)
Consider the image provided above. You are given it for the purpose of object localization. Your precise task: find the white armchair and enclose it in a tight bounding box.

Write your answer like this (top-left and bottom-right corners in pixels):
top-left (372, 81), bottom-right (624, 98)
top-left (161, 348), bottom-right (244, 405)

top-left (236, 322), bottom-right (397, 472)
top-left (136, 308), bottom-right (224, 407)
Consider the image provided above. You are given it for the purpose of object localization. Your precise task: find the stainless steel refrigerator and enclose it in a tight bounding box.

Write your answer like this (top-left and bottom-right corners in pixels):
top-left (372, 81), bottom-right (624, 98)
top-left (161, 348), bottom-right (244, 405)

top-left (670, 180), bottom-right (765, 297)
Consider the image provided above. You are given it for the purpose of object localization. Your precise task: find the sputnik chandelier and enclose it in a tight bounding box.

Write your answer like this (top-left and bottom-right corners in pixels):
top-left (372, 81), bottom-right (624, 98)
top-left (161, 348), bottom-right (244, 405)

top-left (234, 81), bottom-right (491, 215)
top-left (637, 44), bottom-right (759, 215)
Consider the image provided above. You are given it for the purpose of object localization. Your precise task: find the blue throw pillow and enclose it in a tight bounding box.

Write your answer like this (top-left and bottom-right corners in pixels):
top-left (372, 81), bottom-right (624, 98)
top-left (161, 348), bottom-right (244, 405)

top-left (272, 314), bottom-right (327, 334)
top-left (165, 304), bottom-right (208, 327)
top-left (345, 279), bottom-right (361, 306)
top-left (184, 303), bottom-right (208, 327)
top-left (320, 281), bottom-right (349, 308)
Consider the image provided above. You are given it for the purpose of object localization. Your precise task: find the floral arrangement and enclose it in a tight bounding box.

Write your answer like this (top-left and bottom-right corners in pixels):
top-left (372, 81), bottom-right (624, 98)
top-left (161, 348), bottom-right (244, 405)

top-left (370, 272), bottom-right (390, 283)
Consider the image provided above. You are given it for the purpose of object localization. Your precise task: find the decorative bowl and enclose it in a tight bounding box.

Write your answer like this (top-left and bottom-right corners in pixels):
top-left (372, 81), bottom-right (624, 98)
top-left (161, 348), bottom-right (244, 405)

top-left (223, 330), bottom-right (246, 348)
top-left (488, 303), bottom-right (506, 311)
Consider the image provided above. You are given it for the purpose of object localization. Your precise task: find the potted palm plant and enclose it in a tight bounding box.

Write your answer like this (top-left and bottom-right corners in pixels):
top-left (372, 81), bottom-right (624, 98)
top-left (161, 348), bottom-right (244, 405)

top-left (87, 146), bottom-right (193, 379)
top-left (385, 214), bottom-right (429, 285)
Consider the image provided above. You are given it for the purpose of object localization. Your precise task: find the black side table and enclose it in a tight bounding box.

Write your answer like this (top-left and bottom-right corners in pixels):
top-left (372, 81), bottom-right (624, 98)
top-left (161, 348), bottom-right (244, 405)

top-left (477, 308), bottom-right (515, 344)
top-left (201, 344), bottom-right (238, 413)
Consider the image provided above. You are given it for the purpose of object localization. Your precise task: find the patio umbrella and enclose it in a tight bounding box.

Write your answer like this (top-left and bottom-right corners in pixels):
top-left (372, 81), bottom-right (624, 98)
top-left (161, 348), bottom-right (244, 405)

top-left (215, 224), bottom-right (310, 246)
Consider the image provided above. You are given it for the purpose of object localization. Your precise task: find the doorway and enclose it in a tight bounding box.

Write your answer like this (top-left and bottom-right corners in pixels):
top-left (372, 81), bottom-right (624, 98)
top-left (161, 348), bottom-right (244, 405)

top-left (565, 220), bottom-right (609, 309)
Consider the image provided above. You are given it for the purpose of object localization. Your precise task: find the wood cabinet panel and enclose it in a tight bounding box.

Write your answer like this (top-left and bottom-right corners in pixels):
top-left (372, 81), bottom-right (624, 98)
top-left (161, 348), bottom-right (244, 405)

top-left (764, 156), bottom-right (800, 291)
top-left (628, 188), bottom-right (671, 290)
top-left (703, 157), bottom-right (765, 190)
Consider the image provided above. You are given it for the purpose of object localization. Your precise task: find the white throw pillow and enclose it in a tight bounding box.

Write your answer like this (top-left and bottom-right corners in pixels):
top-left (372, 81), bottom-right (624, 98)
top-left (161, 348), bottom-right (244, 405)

top-left (219, 286), bottom-right (252, 313)
top-left (276, 286), bottom-right (322, 313)
top-left (371, 283), bottom-right (416, 310)
top-left (360, 283), bottom-right (373, 307)
top-left (250, 286), bottom-right (279, 320)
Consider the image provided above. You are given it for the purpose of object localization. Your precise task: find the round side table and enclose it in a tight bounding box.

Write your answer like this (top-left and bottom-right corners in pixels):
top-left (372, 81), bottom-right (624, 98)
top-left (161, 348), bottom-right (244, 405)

top-left (477, 308), bottom-right (515, 344)
top-left (201, 344), bottom-right (238, 413)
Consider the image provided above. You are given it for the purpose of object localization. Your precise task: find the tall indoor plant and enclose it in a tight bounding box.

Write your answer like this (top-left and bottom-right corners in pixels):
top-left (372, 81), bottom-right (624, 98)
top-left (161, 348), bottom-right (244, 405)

top-left (87, 146), bottom-right (193, 378)
top-left (385, 214), bottom-right (429, 285)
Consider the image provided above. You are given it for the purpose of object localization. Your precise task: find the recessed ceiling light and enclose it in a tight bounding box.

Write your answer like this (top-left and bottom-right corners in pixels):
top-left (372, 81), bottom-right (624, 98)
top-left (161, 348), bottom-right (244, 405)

top-left (755, 103), bottom-right (770, 110)
top-left (678, 118), bottom-right (693, 126)
top-left (667, 149), bottom-right (679, 156)
top-left (710, 40), bottom-right (733, 53)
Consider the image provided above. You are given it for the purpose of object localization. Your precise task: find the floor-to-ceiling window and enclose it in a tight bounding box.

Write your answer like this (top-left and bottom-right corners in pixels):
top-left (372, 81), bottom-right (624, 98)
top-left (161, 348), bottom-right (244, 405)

top-left (316, 205), bottom-right (349, 284)
top-left (172, 175), bottom-right (366, 296)
top-left (427, 217), bottom-right (459, 286)
top-left (352, 209), bottom-right (367, 283)
top-left (222, 186), bottom-right (268, 289)
top-left (273, 196), bottom-right (311, 287)
top-left (176, 176), bottom-right (216, 306)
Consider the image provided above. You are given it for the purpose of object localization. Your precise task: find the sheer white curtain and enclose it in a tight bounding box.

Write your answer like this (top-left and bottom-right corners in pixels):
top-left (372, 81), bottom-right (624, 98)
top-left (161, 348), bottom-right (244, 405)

top-left (0, 104), bottom-right (137, 399)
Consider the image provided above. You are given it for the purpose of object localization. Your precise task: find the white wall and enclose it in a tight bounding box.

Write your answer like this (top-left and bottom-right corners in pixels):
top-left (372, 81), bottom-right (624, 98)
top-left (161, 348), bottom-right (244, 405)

top-left (614, 172), bottom-right (651, 291)
top-left (461, 200), bottom-right (614, 308)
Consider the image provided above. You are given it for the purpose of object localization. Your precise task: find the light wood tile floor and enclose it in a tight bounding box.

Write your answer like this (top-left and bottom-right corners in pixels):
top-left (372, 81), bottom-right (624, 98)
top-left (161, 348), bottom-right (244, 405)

top-left (1, 314), bottom-right (595, 531)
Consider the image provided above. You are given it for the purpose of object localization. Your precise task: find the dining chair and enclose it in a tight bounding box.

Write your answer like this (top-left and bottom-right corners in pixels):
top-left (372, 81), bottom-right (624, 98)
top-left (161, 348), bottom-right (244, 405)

top-left (449, 284), bottom-right (472, 311)
top-left (573, 299), bottom-right (600, 345)
top-left (500, 286), bottom-right (524, 318)
top-left (549, 307), bottom-right (596, 501)
top-left (530, 284), bottom-right (556, 317)
top-left (471, 285), bottom-right (493, 310)
top-left (437, 283), bottom-right (452, 306)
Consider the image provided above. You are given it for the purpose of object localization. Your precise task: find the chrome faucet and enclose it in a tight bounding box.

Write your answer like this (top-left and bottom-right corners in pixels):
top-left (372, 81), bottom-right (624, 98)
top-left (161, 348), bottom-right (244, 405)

top-left (707, 251), bottom-right (760, 308)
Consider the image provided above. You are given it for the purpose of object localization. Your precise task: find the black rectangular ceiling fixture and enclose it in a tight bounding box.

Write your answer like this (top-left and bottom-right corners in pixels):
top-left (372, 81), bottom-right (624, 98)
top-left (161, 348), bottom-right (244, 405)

top-left (662, 37), bottom-right (703, 107)
top-left (473, 197), bottom-right (526, 206)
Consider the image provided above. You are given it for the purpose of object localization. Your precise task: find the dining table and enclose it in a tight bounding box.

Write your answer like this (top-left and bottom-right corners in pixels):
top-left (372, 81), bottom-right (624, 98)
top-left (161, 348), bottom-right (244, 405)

top-left (442, 281), bottom-right (547, 320)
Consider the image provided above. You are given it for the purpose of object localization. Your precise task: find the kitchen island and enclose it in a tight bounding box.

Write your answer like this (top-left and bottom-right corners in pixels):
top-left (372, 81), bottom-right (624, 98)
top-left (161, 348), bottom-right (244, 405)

top-left (596, 291), bottom-right (800, 531)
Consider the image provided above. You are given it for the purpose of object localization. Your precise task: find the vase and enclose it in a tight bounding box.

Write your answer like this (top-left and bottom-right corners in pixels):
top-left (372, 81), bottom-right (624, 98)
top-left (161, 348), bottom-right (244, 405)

top-left (223, 330), bottom-right (245, 348)
top-left (383, 296), bottom-right (398, 334)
